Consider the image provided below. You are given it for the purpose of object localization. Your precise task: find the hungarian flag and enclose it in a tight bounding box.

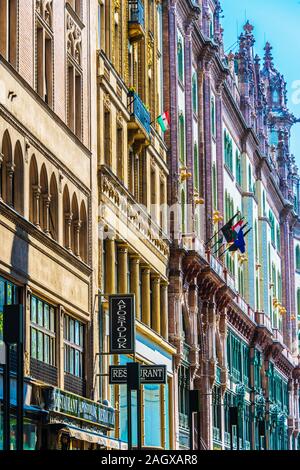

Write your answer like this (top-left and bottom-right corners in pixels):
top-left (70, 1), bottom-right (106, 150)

top-left (157, 112), bottom-right (170, 132)
top-left (231, 219), bottom-right (244, 234)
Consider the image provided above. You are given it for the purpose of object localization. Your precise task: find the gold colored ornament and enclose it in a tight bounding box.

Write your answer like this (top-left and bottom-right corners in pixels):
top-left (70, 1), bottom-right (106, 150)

top-left (179, 167), bottom-right (192, 182)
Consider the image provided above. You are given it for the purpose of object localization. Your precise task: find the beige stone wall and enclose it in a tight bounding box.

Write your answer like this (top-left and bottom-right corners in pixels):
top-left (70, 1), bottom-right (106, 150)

top-left (0, 0), bottom-right (98, 399)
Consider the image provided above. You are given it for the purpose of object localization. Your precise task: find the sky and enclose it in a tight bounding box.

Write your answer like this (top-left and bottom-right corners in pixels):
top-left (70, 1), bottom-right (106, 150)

top-left (221, 0), bottom-right (300, 164)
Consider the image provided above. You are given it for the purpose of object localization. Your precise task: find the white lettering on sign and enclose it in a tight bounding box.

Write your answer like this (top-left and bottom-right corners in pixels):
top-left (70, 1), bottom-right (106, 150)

top-left (116, 301), bottom-right (128, 349)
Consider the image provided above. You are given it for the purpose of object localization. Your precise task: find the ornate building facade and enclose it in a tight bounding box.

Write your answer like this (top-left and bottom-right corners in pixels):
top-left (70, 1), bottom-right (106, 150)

top-left (96, 0), bottom-right (176, 449)
top-left (1, 0), bottom-right (300, 452)
top-left (0, 0), bottom-right (115, 450)
top-left (163, 0), bottom-right (300, 450)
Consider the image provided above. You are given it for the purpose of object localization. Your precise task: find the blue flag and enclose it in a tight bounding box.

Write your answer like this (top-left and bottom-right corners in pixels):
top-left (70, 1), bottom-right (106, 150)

top-left (229, 229), bottom-right (246, 254)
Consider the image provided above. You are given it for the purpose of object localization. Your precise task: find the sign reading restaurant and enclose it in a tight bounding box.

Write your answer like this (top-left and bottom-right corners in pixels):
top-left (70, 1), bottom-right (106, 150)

top-left (109, 365), bottom-right (167, 385)
top-left (109, 294), bottom-right (135, 355)
top-left (43, 387), bottom-right (115, 430)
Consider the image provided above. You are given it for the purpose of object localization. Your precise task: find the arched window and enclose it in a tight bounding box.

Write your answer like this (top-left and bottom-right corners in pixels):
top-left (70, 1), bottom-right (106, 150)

top-left (13, 141), bottom-right (24, 215)
top-left (0, 0), bottom-right (17, 67)
top-left (39, 164), bottom-right (49, 233)
top-left (178, 113), bottom-right (185, 164)
top-left (29, 155), bottom-right (39, 225)
top-left (272, 89), bottom-right (280, 105)
top-left (63, 185), bottom-right (71, 250)
top-left (80, 201), bottom-right (88, 263)
top-left (276, 225), bottom-right (281, 251)
top-left (236, 150), bottom-right (241, 186)
top-left (177, 36), bottom-right (184, 82)
top-left (193, 143), bottom-right (199, 190)
top-left (296, 245), bottom-right (300, 271)
top-left (1, 130), bottom-right (13, 205)
top-left (181, 189), bottom-right (186, 234)
top-left (269, 211), bottom-right (275, 245)
top-left (192, 72), bottom-right (197, 113)
top-left (49, 173), bottom-right (58, 241)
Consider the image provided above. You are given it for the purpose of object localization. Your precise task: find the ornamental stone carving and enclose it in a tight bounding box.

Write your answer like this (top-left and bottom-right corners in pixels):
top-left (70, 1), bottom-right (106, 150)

top-left (36, 0), bottom-right (53, 27)
top-left (66, 13), bottom-right (82, 66)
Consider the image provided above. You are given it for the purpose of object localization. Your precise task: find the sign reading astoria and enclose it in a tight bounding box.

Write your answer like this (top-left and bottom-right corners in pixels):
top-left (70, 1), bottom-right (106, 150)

top-left (43, 387), bottom-right (115, 430)
top-left (109, 294), bottom-right (135, 354)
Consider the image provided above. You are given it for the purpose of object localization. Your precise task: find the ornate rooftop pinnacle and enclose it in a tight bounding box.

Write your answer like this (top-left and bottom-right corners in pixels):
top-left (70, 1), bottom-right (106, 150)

top-left (264, 42), bottom-right (274, 69)
top-left (243, 20), bottom-right (254, 34)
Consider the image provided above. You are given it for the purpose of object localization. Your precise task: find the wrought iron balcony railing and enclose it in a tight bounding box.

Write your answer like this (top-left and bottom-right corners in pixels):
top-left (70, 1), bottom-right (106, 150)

top-left (128, 90), bottom-right (151, 135)
top-left (128, 0), bottom-right (145, 42)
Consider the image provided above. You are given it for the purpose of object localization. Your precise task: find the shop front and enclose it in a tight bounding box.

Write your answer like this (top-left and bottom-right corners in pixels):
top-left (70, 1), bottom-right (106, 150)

top-left (0, 367), bottom-right (43, 450)
top-left (35, 386), bottom-right (126, 450)
top-left (107, 325), bottom-right (175, 449)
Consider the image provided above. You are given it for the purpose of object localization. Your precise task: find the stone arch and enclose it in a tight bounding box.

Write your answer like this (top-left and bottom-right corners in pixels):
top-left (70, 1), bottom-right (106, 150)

top-left (49, 173), bottom-right (58, 241)
top-left (29, 155), bottom-right (39, 224)
top-left (79, 200), bottom-right (88, 263)
top-left (13, 140), bottom-right (24, 214)
top-left (1, 130), bottom-right (13, 205)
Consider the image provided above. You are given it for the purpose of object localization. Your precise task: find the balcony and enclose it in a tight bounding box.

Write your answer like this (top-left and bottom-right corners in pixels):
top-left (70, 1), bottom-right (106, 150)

top-left (128, 0), bottom-right (145, 42)
top-left (255, 311), bottom-right (273, 333)
top-left (209, 253), bottom-right (225, 281)
top-left (99, 165), bottom-right (169, 262)
top-left (128, 91), bottom-right (151, 145)
top-left (181, 233), bottom-right (206, 259)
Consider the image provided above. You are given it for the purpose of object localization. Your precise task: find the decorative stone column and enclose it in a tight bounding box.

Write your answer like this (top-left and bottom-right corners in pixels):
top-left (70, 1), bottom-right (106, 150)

top-left (130, 256), bottom-right (140, 319)
top-left (33, 185), bottom-right (42, 228)
top-left (74, 219), bottom-right (81, 257)
top-left (141, 267), bottom-right (151, 327)
top-left (151, 275), bottom-right (161, 335)
top-left (160, 281), bottom-right (169, 340)
top-left (105, 239), bottom-right (116, 294)
top-left (6, 162), bottom-right (15, 207)
top-left (64, 212), bottom-right (73, 251)
top-left (118, 244), bottom-right (128, 294)
top-left (42, 193), bottom-right (52, 235)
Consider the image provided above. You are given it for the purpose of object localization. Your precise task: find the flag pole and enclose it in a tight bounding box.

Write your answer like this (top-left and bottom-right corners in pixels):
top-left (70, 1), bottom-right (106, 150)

top-left (205, 212), bottom-right (240, 246)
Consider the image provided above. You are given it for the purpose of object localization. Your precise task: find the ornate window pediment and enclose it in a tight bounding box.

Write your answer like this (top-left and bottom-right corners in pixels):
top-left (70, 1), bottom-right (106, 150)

top-left (66, 13), bottom-right (82, 66)
top-left (36, 0), bottom-right (53, 28)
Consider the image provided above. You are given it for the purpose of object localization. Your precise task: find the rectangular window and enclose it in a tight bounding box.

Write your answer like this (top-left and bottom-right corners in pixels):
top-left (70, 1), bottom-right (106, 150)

top-left (64, 315), bottom-right (84, 378)
top-left (36, 24), bottom-right (53, 107)
top-left (67, 62), bottom-right (82, 139)
top-left (30, 296), bottom-right (56, 366)
top-left (0, 0), bottom-right (17, 66)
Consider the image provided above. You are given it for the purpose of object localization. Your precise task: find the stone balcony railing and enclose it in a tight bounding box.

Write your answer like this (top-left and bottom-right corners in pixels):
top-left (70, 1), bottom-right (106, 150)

top-left (99, 165), bottom-right (169, 261)
top-left (255, 311), bottom-right (273, 333)
top-left (181, 234), bottom-right (206, 258)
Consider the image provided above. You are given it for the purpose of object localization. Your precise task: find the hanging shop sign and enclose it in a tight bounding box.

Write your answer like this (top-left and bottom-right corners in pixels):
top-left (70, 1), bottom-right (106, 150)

top-left (109, 365), bottom-right (167, 385)
top-left (43, 387), bottom-right (115, 430)
top-left (109, 294), bottom-right (135, 355)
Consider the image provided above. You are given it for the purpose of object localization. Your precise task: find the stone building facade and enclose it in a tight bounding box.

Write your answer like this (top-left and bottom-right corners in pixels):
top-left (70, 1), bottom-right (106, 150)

top-left (96, 0), bottom-right (176, 449)
top-left (0, 0), bottom-right (112, 450)
top-left (162, 0), bottom-right (300, 450)
top-left (1, 0), bottom-right (300, 452)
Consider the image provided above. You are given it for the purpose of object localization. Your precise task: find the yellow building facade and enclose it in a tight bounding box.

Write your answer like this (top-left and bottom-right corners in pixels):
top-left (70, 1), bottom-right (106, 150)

top-left (96, 0), bottom-right (176, 449)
